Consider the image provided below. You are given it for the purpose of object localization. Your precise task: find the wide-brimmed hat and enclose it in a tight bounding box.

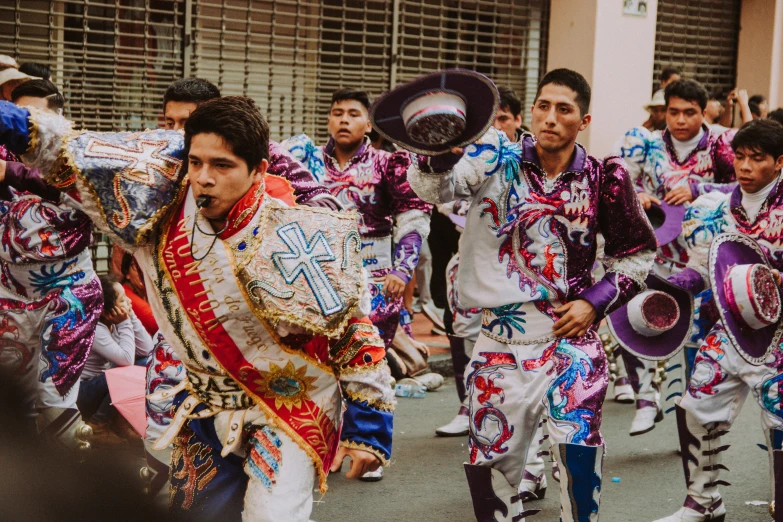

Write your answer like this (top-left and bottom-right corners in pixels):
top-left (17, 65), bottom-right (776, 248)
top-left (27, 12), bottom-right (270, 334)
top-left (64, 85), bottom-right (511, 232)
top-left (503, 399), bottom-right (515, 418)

top-left (646, 200), bottom-right (685, 247)
top-left (645, 89), bottom-right (665, 111)
top-left (607, 273), bottom-right (694, 361)
top-left (709, 233), bottom-right (783, 365)
top-left (370, 69), bottom-right (498, 155)
top-left (0, 67), bottom-right (37, 87)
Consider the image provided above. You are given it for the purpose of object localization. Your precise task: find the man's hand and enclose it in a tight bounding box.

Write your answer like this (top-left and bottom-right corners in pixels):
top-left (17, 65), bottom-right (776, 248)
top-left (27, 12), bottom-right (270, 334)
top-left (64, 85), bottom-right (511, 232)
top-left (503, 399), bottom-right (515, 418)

top-left (330, 446), bottom-right (381, 479)
top-left (637, 192), bottom-right (660, 210)
top-left (553, 300), bottom-right (597, 338)
top-left (383, 273), bottom-right (406, 301)
top-left (0, 158), bottom-right (6, 184)
top-left (664, 185), bottom-right (693, 205)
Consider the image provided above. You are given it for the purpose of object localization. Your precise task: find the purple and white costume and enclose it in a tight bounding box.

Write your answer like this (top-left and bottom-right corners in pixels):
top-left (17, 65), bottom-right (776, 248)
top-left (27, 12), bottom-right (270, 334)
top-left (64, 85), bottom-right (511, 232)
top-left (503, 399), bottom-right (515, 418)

top-left (408, 127), bottom-right (657, 521)
top-left (614, 125), bottom-right (738, 429)
top-left (655, 179), bottom-right (783, 521)
top-left (283, 135), bottom-right (433, 348)
top-left (0, 159), bottom-right (102, 448)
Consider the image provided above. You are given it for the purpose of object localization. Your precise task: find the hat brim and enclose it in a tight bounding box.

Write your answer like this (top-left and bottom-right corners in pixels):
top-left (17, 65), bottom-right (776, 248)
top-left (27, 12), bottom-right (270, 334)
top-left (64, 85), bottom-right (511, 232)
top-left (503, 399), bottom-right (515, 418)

top-left (709, 233), bottom-right (783, 365)
top-left (646, 201), bottom-right (685, 247)
top-left (607, 273), bottom-right (694, 361)
top-left (449, 213), bottom-right (466, 229)
top-left (370, 69), bottom-right (499, 155)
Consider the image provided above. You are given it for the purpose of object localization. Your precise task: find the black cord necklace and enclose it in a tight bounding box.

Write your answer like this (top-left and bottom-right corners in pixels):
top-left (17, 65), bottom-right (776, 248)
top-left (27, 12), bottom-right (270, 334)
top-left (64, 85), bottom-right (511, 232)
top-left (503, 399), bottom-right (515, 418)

top-left (190, 211), bottom-right (227, 261)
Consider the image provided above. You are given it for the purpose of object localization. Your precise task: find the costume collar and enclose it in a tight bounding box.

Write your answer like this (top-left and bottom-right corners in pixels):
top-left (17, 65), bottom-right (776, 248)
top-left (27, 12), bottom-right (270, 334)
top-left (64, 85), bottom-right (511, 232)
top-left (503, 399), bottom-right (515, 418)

top-left (219, 181), bottom-right (265, 239)
top-left (662, 124), bottom-right (711, 162)
top-left (520, 133), bottom-right (587, 174)
top-left (323, 136), bottom-right (371, 170)
top-left (730, 175), bottom-right (782, 224)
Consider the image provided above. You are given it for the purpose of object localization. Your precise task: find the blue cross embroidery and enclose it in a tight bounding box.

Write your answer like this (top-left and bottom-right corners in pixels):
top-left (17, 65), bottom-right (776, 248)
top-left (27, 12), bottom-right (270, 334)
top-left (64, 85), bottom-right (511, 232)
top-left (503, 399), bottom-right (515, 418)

top-left (271, 222), bottom-right (343, 316)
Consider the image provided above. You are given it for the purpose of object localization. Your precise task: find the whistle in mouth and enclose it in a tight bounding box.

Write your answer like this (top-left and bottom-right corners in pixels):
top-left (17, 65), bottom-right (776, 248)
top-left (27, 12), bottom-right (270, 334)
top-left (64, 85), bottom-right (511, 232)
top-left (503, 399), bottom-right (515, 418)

top-left (196, 195), bottom-right (212, 209)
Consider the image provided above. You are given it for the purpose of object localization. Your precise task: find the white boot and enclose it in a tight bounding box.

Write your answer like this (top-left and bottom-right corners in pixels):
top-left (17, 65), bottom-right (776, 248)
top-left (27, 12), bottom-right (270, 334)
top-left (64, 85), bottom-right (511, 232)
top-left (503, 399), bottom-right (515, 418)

top-left (435, 413), bottom-right (469, 437)
top-left (655, 405), bottom-right (728, 522)
top-left (630, 399), bottom-right (663, 436)
top-left (613, 377), bottom-right (635, 404)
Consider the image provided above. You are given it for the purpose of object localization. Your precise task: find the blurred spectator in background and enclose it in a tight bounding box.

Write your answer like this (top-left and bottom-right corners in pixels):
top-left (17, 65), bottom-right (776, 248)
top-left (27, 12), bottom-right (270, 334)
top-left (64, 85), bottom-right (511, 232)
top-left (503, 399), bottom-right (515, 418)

top-left (642, 90), bottom-right (666, 131)
top-left (769, 107), bottom-right (783, 127)
top-left (162, 77), bottom-right (220, 131)
top-left (494, 85), bottom-right (525, 140)
top-left (0, 55), bottom-right (36, 101)
top-left (659, 66), bottom-right (681, 90)
top-left (18, 62), bottom-right (51, 81)
top-left (749, 93), bottom-right (768, 119)
top-left (704, 92), bottom-right (729, 134)
top-left (11, 79), bottom-right (64, 113)
top-left (77, 275), bottom-right (153, 443)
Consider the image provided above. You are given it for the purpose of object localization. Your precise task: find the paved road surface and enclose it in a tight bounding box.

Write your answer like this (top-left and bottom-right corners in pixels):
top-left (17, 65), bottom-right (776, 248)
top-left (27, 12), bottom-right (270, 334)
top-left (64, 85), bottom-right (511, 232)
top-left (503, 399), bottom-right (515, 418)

top-left (313, 379), bottom-right (772, 522)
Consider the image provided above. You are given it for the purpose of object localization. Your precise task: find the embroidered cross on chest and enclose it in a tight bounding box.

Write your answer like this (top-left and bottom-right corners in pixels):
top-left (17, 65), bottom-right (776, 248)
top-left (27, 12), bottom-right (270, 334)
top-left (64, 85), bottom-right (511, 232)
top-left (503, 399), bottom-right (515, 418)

top-left (84, 137), bottom-right (182, 185)
top-left (271, 222), bottom-right (343, 316)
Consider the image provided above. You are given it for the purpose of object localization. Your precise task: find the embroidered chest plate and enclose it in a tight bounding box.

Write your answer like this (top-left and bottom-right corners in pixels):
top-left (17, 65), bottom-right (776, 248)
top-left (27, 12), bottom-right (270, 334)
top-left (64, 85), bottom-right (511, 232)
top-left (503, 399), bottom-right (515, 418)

top-left (236, 203), bottom-right (364, 337)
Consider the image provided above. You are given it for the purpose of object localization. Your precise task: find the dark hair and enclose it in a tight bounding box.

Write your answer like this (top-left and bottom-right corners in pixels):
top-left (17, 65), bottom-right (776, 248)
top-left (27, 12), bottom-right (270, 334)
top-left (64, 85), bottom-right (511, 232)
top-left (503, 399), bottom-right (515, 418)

top-left (664, 79), bottom-right (708, 111)
top-left (660, 67), bottom-right (681, 84)
top-left (731, 119), bottom-right (783, 160)
top-left (749, 94), bottom-right (767, 106)
top-left (18, 62), bottom-right (51, 81)
top-left (330, 88), bottom-right (370, 111)
top-left (535, 68), bottom-right (591, 115)
top-left (99, 274), bottom-right (122, 310)
top-left (497, 85), bottom-right (522, 117)
top-left (708, 92), bottom-right (722, 102)
top-left (10, 79), bottom-right (64, 111)
top-left (769, 108), bottom-right (783, 127)
top-left (163, 78), bottom-right (220, 112)
top-left (749, 102), bottom-right (762, 118)
top-left (184, 96), bottom-right (270, 170)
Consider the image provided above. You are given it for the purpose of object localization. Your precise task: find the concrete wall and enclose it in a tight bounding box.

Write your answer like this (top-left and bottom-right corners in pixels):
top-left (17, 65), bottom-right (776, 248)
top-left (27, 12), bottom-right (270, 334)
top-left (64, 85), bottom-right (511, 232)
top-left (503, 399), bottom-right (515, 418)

top-left (547, 0), bottom-right (659, 157)
top-left (736, 0), bottom-right (783, 110)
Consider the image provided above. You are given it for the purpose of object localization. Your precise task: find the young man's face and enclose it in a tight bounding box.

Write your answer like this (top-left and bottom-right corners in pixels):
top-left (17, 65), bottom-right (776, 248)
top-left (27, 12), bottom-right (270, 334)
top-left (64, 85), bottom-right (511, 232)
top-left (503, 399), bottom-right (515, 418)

top-left (530, 84), bottom-right (590, 154)
top-left (14, 95), bottom-right (48, 111)
top-left (493, 106), bottom-right (522, 142)
top-left (733, 146), bottom-right (783, 194)
top-left (164, 101), bottom-right (198, 131)
top-left (666, 96), bottom-right (704, 142)
top-left (327, 99), bottom-right (371, 149)
top-left (187, 132), bottom-right (267, 221)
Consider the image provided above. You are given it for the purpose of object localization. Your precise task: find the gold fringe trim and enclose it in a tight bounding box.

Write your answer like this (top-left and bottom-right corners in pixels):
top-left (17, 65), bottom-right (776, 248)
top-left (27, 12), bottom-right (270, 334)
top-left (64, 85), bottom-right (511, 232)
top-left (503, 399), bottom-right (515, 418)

top-left (339, 440), bottom-right (390, 467)
top-left (343, 389), bottom-right (395, 412)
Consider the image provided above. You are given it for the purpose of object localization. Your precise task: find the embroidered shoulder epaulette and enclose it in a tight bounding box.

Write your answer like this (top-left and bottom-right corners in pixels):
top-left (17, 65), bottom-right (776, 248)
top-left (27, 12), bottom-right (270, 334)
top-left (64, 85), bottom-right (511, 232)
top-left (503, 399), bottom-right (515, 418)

top-left (236, 202), bottom-right (363, 338)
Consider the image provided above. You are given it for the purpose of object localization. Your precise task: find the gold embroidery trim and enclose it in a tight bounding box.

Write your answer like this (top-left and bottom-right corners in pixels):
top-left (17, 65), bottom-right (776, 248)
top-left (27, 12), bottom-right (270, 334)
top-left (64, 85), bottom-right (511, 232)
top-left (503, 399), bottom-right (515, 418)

top-left (343, 389), bottom-right (395, 412)
top-left (339, 440), bottom-right (390, 467)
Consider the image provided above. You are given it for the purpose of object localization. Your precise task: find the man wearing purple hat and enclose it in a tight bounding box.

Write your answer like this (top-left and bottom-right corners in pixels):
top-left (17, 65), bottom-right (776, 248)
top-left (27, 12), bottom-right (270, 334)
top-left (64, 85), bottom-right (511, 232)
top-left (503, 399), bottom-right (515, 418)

top-left (405, 68), bottom-right (657, 521)
top-left (653, 119), bottom-right (783, 521)
top-left (613, 79), bottom-right (739, 436)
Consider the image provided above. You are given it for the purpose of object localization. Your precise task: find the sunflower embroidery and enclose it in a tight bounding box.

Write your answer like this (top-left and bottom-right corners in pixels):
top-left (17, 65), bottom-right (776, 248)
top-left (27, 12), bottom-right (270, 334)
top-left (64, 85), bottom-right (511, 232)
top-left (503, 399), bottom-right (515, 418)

top-left (254, 361), bottom-right (318, 411)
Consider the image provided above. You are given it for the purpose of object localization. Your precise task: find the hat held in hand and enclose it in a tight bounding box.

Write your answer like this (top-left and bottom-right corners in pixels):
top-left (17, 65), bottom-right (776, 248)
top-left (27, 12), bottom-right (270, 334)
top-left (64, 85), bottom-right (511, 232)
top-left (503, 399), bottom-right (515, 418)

top-left (370, 69), bottom-right (499, 155)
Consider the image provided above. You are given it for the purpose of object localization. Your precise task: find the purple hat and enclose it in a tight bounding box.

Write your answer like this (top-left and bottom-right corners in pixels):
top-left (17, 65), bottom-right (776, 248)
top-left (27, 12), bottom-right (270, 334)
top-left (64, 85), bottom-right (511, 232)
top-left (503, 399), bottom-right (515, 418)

top-left (370, 69), bottom-right (499, 155)
top-left (449, 213), bottom-right (466, 230)
top-left (646, 201), bottom-right (685, 247)
top-left (607, 273), bottom-right (694, 361)
top-left (709, 233), bottom-right (783, 365)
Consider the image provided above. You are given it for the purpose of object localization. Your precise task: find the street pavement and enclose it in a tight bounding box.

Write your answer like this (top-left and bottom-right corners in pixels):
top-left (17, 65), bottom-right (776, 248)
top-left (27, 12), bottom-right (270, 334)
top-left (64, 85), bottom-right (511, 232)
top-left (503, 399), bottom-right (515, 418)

top-left (313, 378), bottom-right (773, 522)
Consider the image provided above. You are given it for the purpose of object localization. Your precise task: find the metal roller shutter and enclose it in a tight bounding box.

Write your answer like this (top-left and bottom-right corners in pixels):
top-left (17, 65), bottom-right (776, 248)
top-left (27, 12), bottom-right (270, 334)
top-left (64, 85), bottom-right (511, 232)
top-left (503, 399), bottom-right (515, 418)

top-left (653, 0), bottom-right (741, 97)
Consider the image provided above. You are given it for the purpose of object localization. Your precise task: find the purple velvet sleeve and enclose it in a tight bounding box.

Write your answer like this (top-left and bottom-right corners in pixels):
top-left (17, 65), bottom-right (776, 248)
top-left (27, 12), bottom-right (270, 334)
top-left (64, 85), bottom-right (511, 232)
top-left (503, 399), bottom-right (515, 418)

top-left (578, 272), bottom-right (637, 319)
top-left (667, 267), bottom-right (706, 295)
top-left (267, 141), bottom-right (340, 209)
top-left (2, 161), bottom-right (60, 201)
top-left (387, 151), bottom-right (434, 216)
top-left (390, 231), bottom-right (422, 284)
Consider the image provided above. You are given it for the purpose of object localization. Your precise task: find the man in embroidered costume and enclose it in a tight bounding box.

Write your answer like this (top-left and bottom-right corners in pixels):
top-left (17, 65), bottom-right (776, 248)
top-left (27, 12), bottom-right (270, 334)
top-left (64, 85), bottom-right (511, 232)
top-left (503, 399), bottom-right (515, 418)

top-left (0, 150), bottom-right (102, 450)
top-left (613, 79), bottom-right (739, 436)
top-left (0, 97), bottom-right (394, 522)
top-left (405, 69), bottom-right (657, 521)
top-left (653, 120), bottom-right (783, 522)
top-left (281, 88), bottom-right (433, 352)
